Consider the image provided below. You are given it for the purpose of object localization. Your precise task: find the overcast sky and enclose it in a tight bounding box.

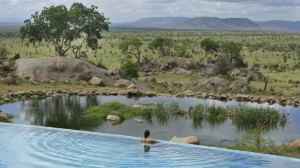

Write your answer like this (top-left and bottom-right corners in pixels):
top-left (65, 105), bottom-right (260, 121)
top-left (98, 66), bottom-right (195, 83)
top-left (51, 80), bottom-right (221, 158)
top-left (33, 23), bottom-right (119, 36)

top-left (1, 0), bottom-right (300, 22)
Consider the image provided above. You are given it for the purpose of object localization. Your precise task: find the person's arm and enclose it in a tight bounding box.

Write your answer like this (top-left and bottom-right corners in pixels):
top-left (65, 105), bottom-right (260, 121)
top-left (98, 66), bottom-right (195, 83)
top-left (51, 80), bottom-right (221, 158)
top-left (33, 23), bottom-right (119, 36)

top-left (149, 139), bottom-right (160, 143)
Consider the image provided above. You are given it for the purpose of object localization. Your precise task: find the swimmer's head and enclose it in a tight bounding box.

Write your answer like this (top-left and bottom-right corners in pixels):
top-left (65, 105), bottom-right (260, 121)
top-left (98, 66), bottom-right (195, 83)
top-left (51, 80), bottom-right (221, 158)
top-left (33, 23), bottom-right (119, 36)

top-left (144, 130), bottom-right (150, 139)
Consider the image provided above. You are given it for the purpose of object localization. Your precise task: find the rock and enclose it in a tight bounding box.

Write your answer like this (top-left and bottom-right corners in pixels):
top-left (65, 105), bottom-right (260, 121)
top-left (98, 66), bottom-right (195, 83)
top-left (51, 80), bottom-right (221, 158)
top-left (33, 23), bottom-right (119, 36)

top-left (231, 69), bottom-right (241, 77)
top-left (291, 91), bottom-right (300, 96)
top-left (106, 115), bottom-right (121, 121)
top-left (133, 102), bottom-right (156, 109)
top-left (217, 87), bottom-right (227, 94)
top-left (134, 119), bottom-right (144, 123)
top-left (229, 81), bottom-right (244, 91)
top-left (286, 100), bottom-right (293, 106)
top-left (2, 76), bottom-right (17, 85)
top-left (12, 53), bottom-right (20, 60)
top-left (200, 77), bottom-right (225, 86)
top-left (170, 136), bottom-right (200, 145)
top-left (220, 94), bottom-right (228, 100)
top-left (15, 57), bottom-right (111, 83)
top-left (288, 79), bottom-right (300, 84)
top-left (186, 71), bottom-right (192, 75)
top-left (111, 68), bottom-right (124, 80)
top-left (182, 80), bottom-right (197, 90)
top-left (90, 77), bottom-right (104, 86)
top-left (234, 77), bottom-right (250, 84)
top-left (0, 111), bottom-right (8, 120)
top-left (78, 90), bottom-right (88, 96)
top-left (158, 56), bottom-right (198, 71)
top-left (136, 83), bottom-right (154, 90)
top-left (115, 79), bottom-right (133, 87)
top-left (127, 89), bottom-right (140, 95)
top-left (114, 83), bottom-right (126, 88)
top-left (128, 84), bottom-right (136, 89)
top-left (166, 67), bottom-right (186, 74)
top-left (288, 139), bottom-right (300, 146)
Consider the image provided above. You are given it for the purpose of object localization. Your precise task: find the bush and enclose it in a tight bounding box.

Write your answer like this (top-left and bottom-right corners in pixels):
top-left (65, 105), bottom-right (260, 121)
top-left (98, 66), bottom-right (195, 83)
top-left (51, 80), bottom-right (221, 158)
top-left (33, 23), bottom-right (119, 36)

top-left (213, 56), bottom-right (232, 76)
top-left (120, 59), bottom-right (139, 79)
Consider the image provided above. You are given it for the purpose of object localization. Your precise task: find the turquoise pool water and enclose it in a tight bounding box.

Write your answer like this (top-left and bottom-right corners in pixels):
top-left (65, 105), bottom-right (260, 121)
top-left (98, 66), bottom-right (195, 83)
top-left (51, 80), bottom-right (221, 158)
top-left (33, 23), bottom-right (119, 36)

top-left (1, 123), bottom-right (300, 167)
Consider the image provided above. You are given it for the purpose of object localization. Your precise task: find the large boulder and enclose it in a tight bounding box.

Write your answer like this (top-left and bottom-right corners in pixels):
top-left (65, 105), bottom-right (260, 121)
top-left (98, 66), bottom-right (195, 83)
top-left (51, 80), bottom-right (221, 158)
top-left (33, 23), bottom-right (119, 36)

top-left (0, 111), bottom-right (8, 120)
top-left (115, 79), bottom-right (133, 87)
top-left (234, 77), bottom-right (250, 84)
top-left (15, 57), bottom-right (111, 83)
top-left (111, 68), bottom-right (124, 80)
top-left (170, 136), bottom-right (200, 145)
top-left (106, 115), bottom-right (121, 121)
top-left (166, 66), bottom-right (186, 74)
top-left (182, 80), bottom-right (197, 90)
top-left (90, 77), bottom-right (105, 86)
top-left (288, 139), bottom-right (300, 146)
top-left (158, 56), bottom-right (198, 71)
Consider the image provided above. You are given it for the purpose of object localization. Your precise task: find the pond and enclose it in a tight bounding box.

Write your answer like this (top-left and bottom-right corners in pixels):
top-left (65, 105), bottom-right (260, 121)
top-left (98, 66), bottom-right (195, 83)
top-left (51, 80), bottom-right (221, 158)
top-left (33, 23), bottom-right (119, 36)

top-left (1, 95), bottom-right (300, 145)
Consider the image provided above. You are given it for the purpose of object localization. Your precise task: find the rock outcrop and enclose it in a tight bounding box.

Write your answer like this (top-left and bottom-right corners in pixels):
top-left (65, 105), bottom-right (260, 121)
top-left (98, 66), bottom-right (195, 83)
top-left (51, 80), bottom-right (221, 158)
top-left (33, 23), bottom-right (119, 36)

top-left (15, 57), bottom-right (111, 83)
top-left (288, 139), bottom-right (300, 146)
top-left (0, 110), bottom-right (8, 120)
top-left (106, 115), bottom-right (121, 121)
top-left (158, 56), bottom-right (198, 71)
top-left (133, 102), bottom-right (156, 109)
top-left (170, 136), bottom-right (200, 145)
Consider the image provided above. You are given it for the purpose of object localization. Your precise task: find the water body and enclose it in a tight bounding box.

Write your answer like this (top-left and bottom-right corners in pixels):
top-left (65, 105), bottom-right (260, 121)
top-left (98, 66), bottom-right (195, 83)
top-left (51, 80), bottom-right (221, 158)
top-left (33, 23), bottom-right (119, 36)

top-left (1, 123), bottom-right (300, 168)
top-left (1, 95), bottom-right (300, 145)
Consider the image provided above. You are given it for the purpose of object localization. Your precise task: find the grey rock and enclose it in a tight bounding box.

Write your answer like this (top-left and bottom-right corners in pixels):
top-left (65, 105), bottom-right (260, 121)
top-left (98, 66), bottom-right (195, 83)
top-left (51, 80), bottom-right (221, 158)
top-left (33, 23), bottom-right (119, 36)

top-left (90, 77), bottom-right (104, 86)
top-left (115, 79), bottom-right (133, 87)
top-left (166, 66), bottom-right (186, 74)
top-left (133, 102), bottom-right (156, 109)
top-left (106, 115), bottom-right (121, 121)
top-left (234, 77), bottom-right (250, 84)
top-left (170, 136), bottom-right (200, 145)
top-left (15, 57), bottom-right (111, 83)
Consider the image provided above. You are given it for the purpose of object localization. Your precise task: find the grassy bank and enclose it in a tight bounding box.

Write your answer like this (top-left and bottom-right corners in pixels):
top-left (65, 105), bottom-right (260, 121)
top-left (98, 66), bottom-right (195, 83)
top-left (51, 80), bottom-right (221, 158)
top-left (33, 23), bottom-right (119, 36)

top-left (83, 101), bottom-right (144, 120)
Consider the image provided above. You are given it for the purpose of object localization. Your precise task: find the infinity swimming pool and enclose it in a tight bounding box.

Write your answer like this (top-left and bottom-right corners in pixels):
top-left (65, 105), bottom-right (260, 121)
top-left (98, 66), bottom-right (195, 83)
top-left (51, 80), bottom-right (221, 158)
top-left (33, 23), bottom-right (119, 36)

top-left (1, 123), bottom-right (299, 167)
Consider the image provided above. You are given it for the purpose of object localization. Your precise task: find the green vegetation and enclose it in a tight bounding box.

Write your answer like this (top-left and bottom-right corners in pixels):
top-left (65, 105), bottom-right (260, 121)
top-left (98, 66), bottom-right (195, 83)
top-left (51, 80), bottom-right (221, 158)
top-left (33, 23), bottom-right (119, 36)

top-left (120, 59), bottom-right (140, 78)
top-left (210, 122), bottom-right (300, 159)
top-left (0, 113), bottom-right (14, 123)
top-left (82, 101), bottom-right (144, 120)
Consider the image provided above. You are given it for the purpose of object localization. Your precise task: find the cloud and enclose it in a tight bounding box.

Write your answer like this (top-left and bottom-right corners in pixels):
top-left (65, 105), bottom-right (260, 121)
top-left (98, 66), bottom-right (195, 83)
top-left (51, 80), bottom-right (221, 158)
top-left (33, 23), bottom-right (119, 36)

top-left (0, 0), bottom-right (300, 22)
top-left (199, 0), bottom-right (300, 7)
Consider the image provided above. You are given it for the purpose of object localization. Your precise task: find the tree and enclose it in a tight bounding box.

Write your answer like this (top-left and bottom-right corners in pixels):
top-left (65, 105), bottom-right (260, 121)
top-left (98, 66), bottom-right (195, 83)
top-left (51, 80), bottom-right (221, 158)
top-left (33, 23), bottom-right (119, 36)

top-left (200, 38), bottom-right (219, 62)
top-left (0, 44), bottom-right (8, 59)
top-left (220, 41), bottom-right (243, 63)
top-left (118, 38), bottom-right (143, 63)
top-left (20, 2), bottom-right (110, 57)
top-left (148, 37), bottom-right (173, 57)
top-left (120, 59), bottom-right (139, 79)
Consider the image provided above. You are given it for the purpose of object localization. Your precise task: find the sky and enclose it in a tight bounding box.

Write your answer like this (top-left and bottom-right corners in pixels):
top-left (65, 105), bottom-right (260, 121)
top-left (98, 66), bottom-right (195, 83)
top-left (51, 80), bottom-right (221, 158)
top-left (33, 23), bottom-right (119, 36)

top-left (0, 0), bottom-right (300, 22)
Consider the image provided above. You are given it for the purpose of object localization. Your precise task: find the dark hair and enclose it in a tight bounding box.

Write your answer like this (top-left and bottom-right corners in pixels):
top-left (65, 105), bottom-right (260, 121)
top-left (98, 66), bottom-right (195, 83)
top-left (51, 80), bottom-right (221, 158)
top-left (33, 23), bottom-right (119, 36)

top-left (144, 130), bottom-right (150, 139)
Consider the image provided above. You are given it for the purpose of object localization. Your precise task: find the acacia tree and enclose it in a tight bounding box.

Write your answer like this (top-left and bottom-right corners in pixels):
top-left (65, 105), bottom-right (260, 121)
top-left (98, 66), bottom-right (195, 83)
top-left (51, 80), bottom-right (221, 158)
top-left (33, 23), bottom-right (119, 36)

top-left (200, 38), bottom-right (219, 62)
top-left (148, 37), bottom-right (173, 57)
top-left (118, 38), bottom-right (143, 63)
top-left (20, 2), bottom-right (110, 56)
top-left (220, 41), bottom-right (243, 63)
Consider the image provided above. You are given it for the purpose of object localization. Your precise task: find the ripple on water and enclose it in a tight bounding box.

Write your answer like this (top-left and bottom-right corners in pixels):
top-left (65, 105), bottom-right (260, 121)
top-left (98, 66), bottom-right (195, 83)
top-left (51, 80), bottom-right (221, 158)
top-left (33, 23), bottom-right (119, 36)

top-left (1, 123), bottom-right (300, 168)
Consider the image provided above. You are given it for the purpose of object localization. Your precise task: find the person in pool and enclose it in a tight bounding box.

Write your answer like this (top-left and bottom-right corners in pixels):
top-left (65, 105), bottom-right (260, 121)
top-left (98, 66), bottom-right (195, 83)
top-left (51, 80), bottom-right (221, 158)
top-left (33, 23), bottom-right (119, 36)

top-left (140, 130), bottom-right (160, 143)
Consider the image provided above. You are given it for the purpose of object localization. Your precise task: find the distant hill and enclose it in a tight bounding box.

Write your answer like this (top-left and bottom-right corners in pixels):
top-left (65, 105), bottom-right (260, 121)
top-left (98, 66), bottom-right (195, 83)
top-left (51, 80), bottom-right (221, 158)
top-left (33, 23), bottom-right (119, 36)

top-left (166, 17), bottom-right (293, 32)
top-left (0, 18), bottom-right (25, 22)
top-left (111, 17), bottom-right (190, 27)
top-left (257, 20), bottom-right (300, 31)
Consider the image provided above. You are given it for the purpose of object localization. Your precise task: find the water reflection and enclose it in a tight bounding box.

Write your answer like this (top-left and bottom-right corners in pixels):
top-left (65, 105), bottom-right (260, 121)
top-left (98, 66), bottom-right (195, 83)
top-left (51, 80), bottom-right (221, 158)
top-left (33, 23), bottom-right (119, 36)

top-left (1, 95), bottom-right (299, 145)
top-left (21, 96), bottom-right (103, 131)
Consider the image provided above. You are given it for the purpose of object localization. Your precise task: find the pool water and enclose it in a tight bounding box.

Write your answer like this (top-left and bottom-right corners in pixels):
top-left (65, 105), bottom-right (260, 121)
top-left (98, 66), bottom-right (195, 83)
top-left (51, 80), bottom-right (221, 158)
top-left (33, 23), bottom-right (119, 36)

top-left (1, 123), bottom-right (300, 168)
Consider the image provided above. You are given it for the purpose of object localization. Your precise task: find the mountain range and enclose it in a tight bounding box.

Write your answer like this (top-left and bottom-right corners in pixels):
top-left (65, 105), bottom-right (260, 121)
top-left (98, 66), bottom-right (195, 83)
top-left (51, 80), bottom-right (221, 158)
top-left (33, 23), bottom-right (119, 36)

top-left (111, 17), bottom-right (299, 32)
top-left (1, 17), bottom-right (300, 32)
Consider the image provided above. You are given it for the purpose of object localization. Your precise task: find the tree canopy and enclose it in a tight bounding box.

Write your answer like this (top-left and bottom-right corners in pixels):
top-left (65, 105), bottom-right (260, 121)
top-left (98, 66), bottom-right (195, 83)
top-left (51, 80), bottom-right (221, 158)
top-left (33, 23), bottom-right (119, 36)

top-left (20, 2), bottom-right (110, 56)
top-left (200, 38), bottom-right (219, 62)
top-left (118, 38), bottom-right (143, 63)
top-left (148, 37), bottom-right (173, 57)
top-left (220, 41), bottom-right (243, 63)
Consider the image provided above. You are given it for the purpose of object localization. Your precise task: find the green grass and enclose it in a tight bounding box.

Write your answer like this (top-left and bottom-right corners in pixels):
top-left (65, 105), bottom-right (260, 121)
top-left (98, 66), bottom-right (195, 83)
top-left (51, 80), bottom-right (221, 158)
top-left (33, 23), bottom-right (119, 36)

top-left (0, 113), bottom-right (14, 123)
top-left (82, 101), bottom-right (144, 120)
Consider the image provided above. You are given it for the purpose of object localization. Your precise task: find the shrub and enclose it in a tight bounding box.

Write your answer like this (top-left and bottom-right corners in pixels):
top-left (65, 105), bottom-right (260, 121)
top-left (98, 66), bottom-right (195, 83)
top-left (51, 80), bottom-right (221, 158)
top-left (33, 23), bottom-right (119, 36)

top-left (2, 76), bottom-right (17, 85)
top-left (120, 59), bottom-right (139, 79)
